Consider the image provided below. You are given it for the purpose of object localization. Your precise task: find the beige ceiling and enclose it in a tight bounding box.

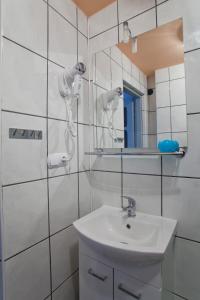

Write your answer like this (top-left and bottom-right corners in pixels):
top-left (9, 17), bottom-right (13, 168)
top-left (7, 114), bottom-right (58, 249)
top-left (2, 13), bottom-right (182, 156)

top-left (73, 0), bottom-right (116, 16)
top-left (118, 19), bottom-right (184, 76)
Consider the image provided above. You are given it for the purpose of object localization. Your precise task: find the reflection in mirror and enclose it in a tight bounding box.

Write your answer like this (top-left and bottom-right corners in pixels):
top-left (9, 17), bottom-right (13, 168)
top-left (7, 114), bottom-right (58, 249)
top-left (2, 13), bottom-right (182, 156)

top-left (92, 19), bottom-right (187, 151)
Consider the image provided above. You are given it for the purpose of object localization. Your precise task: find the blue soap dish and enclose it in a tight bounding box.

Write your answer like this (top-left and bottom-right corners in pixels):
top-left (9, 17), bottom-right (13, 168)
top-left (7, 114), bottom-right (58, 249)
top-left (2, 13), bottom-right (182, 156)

top-left (158, 140), bottom-right (179, 153)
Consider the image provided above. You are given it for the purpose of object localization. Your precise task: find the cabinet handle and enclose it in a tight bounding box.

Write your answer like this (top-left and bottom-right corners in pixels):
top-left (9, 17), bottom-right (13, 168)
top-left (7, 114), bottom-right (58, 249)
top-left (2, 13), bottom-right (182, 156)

top-left (118, 283), bottom-right (142, 299)
top-left (88, 268), bottom-right (108, 282)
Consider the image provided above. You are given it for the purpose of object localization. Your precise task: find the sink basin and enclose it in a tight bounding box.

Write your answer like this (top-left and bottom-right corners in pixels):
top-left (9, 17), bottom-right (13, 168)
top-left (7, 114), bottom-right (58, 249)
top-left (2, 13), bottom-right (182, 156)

top-left (74, 205), bottom-right (177, 265)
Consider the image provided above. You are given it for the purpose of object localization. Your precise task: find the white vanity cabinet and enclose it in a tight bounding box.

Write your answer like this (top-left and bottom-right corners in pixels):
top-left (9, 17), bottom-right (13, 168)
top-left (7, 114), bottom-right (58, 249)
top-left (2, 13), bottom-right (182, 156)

top-left (79, 251), bottom-right (162, 300)
top-left (114, 270), bottom-right (161, 300)
top-left (79, 254), bottom-right (113, 300)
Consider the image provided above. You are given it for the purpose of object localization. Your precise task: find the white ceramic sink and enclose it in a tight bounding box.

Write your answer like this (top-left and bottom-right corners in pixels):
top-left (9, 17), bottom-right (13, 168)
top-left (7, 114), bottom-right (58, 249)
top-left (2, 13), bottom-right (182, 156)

top-left (74, 205), bottom-right (177, 265)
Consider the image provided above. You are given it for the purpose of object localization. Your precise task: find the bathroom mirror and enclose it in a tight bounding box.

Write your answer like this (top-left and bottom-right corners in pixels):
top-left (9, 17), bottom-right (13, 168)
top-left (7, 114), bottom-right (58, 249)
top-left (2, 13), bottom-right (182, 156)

top-left (92, 19), bottom-right (188, 151)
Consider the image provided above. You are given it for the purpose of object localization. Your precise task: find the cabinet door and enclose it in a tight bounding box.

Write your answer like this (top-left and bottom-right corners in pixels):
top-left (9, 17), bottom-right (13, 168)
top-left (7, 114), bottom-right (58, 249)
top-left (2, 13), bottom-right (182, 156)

top-left (114, 270), bottom-right (161, 300)
top-left (79, 254), bottom-right (113, 300)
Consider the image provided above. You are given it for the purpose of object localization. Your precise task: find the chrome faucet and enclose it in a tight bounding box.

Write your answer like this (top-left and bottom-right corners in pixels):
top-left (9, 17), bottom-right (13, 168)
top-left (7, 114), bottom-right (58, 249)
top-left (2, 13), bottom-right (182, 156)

top-left (122, 196), bottom-right (136, 217)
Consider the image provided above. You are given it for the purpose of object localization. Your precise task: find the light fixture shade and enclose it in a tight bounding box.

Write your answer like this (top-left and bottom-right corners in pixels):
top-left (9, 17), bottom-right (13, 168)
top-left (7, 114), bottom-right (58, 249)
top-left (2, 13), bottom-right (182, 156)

top-left (131, 37), bottom-right (138, 53)
top-left (123, 21), bottom-right (130, 43)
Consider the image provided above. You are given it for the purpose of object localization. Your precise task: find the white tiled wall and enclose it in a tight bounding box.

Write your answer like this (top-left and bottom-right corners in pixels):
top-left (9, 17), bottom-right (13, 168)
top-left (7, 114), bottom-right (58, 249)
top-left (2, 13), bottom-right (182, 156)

top-left (155, 64), bottom-right (187, 147)
top-left (89, 1), bottom-right (200, 299)
top-left (0, 0), bottom-right (90, 299)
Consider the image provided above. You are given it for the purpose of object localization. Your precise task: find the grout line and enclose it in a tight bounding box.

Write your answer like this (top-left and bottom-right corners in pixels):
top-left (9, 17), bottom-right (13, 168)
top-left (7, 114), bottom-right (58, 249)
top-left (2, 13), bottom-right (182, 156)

top-left (164, 289), bottom-right (188, 300)
top-left (51, 269), bottom-right (79, 294)
top-left (2, 36), bottom-right (47, 60)
top-left (121, 150), bottom-right (123, 207)
top-left (2, 177), bottom-right (48, 188)
top-left (116, 0), bottom-right (120, 44)
top-left (184, 47), bottom-right (200, 54)
top-left (4, 236), bottom-right (50, 262)
top-left (47, 2), bottom-right (87, 39)
top-left (76, 8), bottom-right (81, 219)
top-left (46, 2), bottom-right (53, 299)
top-left (5, 224), bottom-right (74, 262)
top-left (176, 235), bottom-right (200, 244)
top-left (92, 169), bottom-right (161, 176)
top-left (2, 171), bottom-right (90, 188)
top-left (50, 224), bottom-right (73, 238)
top-left (5, 228), bottom-right (200, 264)
top-left (187, 112), bottom-right (200, 116)
top-left (1, 109), bottom-right (90, 126)
top-left (155, 0), bottom-right (158, 27)
top-left (157, 103), bottom-right (186, 109)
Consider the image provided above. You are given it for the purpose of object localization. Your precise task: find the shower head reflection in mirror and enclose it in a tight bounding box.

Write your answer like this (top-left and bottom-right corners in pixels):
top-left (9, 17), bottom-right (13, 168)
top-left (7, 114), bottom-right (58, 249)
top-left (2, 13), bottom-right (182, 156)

top-left (47, 63), bottom-right (86, 170)
top-left (92, 18), bottom-right (187, 151)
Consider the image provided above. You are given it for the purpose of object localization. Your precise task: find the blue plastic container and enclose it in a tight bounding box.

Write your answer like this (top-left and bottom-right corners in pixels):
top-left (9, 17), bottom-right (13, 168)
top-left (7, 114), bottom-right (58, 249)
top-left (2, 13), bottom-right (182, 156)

top-left (158, 140), bottom-right (179, 153)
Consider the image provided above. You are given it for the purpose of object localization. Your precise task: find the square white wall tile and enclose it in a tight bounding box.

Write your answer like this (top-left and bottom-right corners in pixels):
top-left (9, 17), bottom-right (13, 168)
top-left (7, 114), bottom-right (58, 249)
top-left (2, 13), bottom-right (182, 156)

top-left (163, 114), bottom-right (200, 177)
top-left (2, 38), bottom-right (47, 117)
top-left (171, 105), bottom-right (187, 132)
top-left (2, 112), bottom-right (47, 185)
top-left (111, 59), bottom-right (123, 89)
top-left (96, 127), bottom-right (113, 148)
top-left (113, 98), bottom-right (124, 130)
top-left (48, 119), bottom-right (78, 176)
top-left (49, 174), bottom-right (78, 235)
top-left (78, 33), bottom-right (88, 80)
top-left (49, 7), bottom-right (77, 67)
top-left (157, 0), bottom-right (182, 27)
top-left (95, 51), bottom-right (111, 90)
top-left (89, 2), bottom-right (118, 37)
top-left (5, 240), bottom-right (50, 300)
top-left (119, 8), bottom-right (156, 42)
top-left (2, 0), bottom-right (47, 57)
top-left (51, 226), bottom-right (78, 290)
top-left (123, 174), bottom-right (161, 216)
top-left (122, 54), bottom-right (131, 74)
top-left (78, 79), bottom-right (90, 124)
top-left (155, 67), bottom-right (169, 83)
top-left (185, 49), bottom-right (200, 114)
top-left (48, 61), bottom-right (66, 120)
top-left (90, 27), bottom-right (118, 54)
top-left (182, 0), bottom-right (200, 52)
top-left (156, 82), bottom-right (170, 107)
top-left (122, 152), bottom-right (161, 175)
top-left (52, 272), bottom-right (79, 300)
top-left (91, 155), bottom-right (121, 172)
top-left (78, 8), bottom-right (88, 37)
top-left (118, 0), bottom-right (155, 23)
top-left (172, 132), bottom-right (187, 147)
top-left (163, 177), bottom-right (200, 242)
top-left (170, 78), bottom-right (186, 106)
top-left (157, 0), bottom-right (200, 52)
top-left (111, 46), bottom-right (122, 66)
top-left (164, 237), bottom-right (200, 300)
top-left (78, 124), bottom-right (90, 171)
top-left (157, 107), bottom-right (171, 133)
top-left (49, 0), bottom-right (77, 27)
top-left (169, 64), bottom-right (185, 80)
top-left (91, 171), bottom-right (121, 210)
top-left (3, 180), bottom-right (48, 259)
top-left (79, 172), bottom-right (91, 218)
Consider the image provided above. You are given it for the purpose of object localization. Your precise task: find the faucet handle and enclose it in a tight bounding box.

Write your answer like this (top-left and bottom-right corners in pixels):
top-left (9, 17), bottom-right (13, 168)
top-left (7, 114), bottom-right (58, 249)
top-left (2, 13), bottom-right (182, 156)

top-left (122, 196), bottom-right (136, 207)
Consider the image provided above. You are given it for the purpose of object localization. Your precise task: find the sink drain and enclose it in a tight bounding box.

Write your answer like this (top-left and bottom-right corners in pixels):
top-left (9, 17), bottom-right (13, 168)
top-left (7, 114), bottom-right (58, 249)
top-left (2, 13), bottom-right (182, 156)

top-left (126, 224), bottom-right (131, 229)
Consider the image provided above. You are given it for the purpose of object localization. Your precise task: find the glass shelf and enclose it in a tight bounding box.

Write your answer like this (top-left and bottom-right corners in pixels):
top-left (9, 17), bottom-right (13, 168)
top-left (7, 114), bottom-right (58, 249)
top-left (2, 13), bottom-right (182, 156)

top-left (85, 148), bottom-right (185, 157)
